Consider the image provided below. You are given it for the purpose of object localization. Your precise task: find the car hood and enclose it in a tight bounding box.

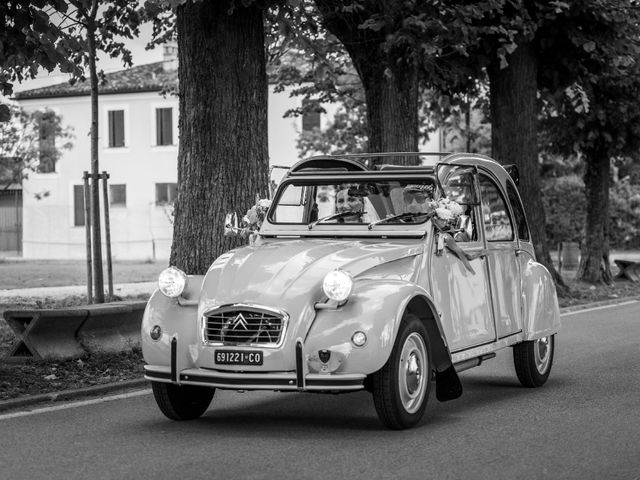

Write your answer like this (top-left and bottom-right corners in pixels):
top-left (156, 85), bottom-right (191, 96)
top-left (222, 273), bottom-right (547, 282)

top-left (199, 238), bottom-right (424, 314)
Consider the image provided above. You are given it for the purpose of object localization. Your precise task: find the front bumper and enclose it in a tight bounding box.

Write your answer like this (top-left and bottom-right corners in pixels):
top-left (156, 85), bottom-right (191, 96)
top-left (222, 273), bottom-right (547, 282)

top-left (144, 365), bottom-right (365, 392)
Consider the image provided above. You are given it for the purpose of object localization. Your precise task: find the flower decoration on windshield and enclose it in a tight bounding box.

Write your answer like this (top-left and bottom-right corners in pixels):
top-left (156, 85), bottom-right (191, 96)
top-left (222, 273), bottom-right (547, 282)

top-left (224, 195), bottom-right (271, 244)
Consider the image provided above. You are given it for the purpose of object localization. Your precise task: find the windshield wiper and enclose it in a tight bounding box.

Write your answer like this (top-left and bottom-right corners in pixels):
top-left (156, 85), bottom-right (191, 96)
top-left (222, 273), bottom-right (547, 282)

top-left (367, 212), bottom-right (428, 230)
top-left (308, 211), bottom-right (364, 229)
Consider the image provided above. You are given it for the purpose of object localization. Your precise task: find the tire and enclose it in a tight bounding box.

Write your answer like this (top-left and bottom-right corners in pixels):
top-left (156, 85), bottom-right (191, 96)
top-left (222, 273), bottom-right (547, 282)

top-left (513, 335), bottom-right (555, 388)
top-left (371, 314), bottom-right (432, 430)
top-left (151, 381), bottom-right (215, 420)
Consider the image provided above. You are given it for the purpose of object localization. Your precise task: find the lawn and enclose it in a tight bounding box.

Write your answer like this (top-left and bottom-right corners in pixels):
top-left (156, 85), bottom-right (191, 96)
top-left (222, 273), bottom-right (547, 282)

top-left (0, 259), bottom-right (165, 289)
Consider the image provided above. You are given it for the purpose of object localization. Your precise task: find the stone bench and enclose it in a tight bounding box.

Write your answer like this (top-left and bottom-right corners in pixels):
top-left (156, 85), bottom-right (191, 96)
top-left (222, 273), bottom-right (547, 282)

top-left (3, 300), bottom-right (147, 362)
top-left (614, 259), bottom-right (640, 282)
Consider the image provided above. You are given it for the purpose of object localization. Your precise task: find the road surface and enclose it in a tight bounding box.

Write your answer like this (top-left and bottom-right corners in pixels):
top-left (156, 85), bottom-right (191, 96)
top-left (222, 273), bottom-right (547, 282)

top-left (1, 301), bottom-right (639, 480)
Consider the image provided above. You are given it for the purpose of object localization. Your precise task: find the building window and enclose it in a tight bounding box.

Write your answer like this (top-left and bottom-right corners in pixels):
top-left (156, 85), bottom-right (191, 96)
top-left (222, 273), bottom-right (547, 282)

top-left (155, 183), bottom-right (177, 205)
top-left (108, 110), bottom-right (125, 148)
top-left (73, 184), bottom-right (85, 227)
top-left (110, 184), bottom-right (126, 207)
top-left (38, 110), bottom-right (57, 173)
top-left (156, 108), bottom-right (173, 146)
top-left (302, 100), bottom-right (321, 131)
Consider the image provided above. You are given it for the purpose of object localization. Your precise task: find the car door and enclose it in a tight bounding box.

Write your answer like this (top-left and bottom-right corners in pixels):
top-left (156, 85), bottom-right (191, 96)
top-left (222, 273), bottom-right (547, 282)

top-left (478, 172), bottom-right (523, 339)
top-left (428, 165), bottom-right (497, 352)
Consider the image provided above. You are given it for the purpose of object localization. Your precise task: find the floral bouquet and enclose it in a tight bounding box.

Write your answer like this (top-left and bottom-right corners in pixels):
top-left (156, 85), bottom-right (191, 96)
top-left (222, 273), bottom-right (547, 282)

top-left (427, 197), bottom-right (464, 231)
top-left (224, 195), bottom-right (272, 244)
top-left (243, 197), bottom-right (272, 232)
top-left (427, 197), bottom-right (475, 273)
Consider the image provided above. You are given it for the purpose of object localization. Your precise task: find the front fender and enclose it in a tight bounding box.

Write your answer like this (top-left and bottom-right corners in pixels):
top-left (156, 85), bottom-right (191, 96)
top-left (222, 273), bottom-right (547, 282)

top-left (304, 279), bottom-right (451, 376)
top-left (141, 275), bottom-right (204, 369)
top-left (521, 260), bottom-right (561, 340)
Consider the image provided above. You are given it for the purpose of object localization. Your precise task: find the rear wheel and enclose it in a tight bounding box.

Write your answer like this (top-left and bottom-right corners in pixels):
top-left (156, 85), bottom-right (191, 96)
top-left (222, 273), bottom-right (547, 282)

top-left (371, 314), bottom-right (431, 429)
top-left (513, 335), bottom-right (555, 387)
top-left (151, 381), bottom-right (215, 420)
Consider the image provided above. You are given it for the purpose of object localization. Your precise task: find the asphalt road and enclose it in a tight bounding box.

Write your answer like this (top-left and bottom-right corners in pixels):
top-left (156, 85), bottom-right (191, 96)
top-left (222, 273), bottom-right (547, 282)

top-left (1, 301), bottom-right (639, 480)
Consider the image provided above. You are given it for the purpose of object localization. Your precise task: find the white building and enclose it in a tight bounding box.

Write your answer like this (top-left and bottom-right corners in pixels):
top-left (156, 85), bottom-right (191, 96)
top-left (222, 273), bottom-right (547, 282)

top-left (13, 62), bottom-right (328, 260)
top-left (14, 55), bottom-right (441, 261)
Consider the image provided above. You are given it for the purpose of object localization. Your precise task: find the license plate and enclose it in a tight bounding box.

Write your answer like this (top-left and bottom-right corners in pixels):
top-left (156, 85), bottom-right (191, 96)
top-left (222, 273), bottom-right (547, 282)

top-left (215, 350), bottom-right (263, 366)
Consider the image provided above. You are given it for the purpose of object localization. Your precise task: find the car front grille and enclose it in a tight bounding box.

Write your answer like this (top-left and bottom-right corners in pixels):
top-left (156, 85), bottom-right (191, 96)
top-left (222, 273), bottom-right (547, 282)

top-left (203, 306), bottom-right (286, 347)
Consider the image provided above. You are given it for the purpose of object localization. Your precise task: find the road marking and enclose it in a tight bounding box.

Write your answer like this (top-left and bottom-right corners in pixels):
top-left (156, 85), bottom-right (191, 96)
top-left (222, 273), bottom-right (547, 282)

top-left (0, 389), bottom-right (152, 421)
top-left (561, 300), bottom-right (638, 317)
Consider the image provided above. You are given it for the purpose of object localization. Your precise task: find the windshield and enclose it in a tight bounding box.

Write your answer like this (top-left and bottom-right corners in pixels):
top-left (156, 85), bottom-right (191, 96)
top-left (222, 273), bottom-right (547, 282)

top-left (269, 178), bottom-right (437, 225)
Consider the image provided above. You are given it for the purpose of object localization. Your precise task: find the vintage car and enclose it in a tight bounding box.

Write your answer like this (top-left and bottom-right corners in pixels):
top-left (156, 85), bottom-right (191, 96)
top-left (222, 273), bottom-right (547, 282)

top-left (142, 152), bottom-right (560, 429)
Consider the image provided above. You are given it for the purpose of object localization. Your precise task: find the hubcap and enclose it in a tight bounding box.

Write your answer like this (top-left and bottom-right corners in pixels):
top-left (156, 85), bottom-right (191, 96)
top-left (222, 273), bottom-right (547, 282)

top-left (534, 336), bottom-right (552, 374)
top-left (398, 332), bottom-right (428, 414)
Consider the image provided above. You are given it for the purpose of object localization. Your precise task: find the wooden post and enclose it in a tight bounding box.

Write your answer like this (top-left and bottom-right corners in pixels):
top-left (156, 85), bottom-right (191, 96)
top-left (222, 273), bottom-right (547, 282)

top-left (83, 172), bottom-right (93, 304)
top-left (101, 171), bottom-right (113, 300)
top-left (557, 242), bottom-right (563, 275)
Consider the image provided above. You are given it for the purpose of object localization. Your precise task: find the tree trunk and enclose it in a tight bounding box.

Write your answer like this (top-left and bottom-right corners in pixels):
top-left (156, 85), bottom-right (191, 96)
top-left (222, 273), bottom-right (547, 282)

top-left (488, 41), bottom-right (566, 292)
top-left (577, 151), bottom-right (613, 284)
top-left (170, 1), bottom-right (269, 274)
top-left (357, 53), bottom-right (419, 157)
top-left (87, 19), bottom-right (104, 304)
top-left (315, 0), bottom-right (419, 164)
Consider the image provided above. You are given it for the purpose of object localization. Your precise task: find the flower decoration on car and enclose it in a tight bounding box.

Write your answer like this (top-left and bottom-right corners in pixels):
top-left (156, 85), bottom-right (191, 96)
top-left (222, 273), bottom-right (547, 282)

top-left (224, 195), bottom-right (271, 244)
top-left (427, 197), bottom-right (475, 273)
top-left (243, 197), bottom-right (272, 232)
top-left (428, 197), bottom-right (464, 231)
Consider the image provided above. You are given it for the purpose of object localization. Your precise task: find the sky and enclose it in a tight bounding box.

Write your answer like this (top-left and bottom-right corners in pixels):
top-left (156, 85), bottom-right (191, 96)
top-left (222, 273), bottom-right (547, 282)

top-left (13, 21), bottom-right (162, 93)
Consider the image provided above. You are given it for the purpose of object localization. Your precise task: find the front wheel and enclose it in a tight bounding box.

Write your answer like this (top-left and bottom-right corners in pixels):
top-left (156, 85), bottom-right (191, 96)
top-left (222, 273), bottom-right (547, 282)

top-left (151, 382), bottom-right (215, 420)
top-left (371, 314), bottom-right (431, 429)
top-left (513, 335), bottom-right (555, 387)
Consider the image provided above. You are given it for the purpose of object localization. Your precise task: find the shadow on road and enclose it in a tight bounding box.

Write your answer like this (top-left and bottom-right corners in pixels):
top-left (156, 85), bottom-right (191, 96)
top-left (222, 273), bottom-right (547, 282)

top-left (132, 372), bottom-right (569, 435)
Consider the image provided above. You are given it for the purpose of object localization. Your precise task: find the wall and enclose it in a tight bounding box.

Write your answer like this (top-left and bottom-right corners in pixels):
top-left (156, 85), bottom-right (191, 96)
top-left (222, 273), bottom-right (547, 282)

top-left (17, 86), bottom-right (323, 261)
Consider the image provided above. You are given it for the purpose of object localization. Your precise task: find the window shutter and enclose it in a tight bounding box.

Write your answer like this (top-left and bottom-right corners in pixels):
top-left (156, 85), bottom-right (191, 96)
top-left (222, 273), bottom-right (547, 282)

top-left (73, 185), bottom-right (85, 226)
top-left (156, 108), bottom-right (173, 145)
top-left (109, 110), bottom-right (125, 147)
top-left (110, 184), bottom-right (126, 206)
top-left (155, 183), bottom-right (166, 204)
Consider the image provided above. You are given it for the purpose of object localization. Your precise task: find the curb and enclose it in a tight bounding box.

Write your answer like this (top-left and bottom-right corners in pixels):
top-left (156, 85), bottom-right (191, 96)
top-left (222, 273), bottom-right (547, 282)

top-left (1, 296), bottom-right (638, 414)
top-left (559, 295), bottom-right (640, 314)
top-left (0, 377), bottom-right (149, 413)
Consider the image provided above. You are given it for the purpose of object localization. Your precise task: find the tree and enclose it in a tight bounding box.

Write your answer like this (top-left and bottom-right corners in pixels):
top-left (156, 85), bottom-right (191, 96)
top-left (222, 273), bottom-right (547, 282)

top-left (311, 1), bottom-right (421, 159)
top-left (0, 2), bottom-right (85, 93)
top-left (541, 59), bottom-right (640, 283)
top-left (150, 0), bottom-right (270, 274)
top-left (62, 0), bottom-right (141, 302)
top-left (297, 96), bottom-right (368, 157)
top-left (441, 0), bottom-right (640, 291)
top-left (0, 99), bottom-right (73, 190)
top-left (2, 1), bottom-right (142, 301)
top-left (1, 1), bottom-right (84, 122)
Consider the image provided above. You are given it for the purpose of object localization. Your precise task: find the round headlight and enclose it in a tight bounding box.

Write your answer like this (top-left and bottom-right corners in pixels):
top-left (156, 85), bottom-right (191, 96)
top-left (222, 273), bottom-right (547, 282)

top-left (158, 266), bottom-right (187, 298)
top-left (322, 269), bottom-right (354, 303)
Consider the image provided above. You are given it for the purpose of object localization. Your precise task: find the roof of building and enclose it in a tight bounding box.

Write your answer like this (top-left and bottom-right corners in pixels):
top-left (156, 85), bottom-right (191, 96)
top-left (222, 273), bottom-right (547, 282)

top-left (14, 61), bottom-right (177, 100)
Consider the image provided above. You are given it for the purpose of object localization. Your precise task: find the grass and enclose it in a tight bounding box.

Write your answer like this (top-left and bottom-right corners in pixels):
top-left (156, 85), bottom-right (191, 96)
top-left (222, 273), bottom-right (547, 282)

top-left (0, 349), bottom-right (144, 401)
top-left (0, 259), bottom-right (164, 289)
